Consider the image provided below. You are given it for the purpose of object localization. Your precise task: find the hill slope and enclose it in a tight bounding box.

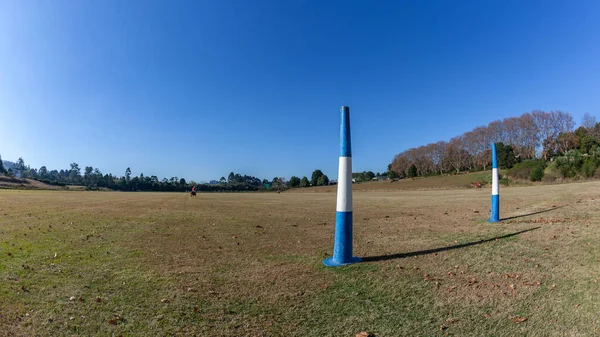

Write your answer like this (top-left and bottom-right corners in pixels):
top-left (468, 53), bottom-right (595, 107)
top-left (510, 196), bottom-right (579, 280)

top-left (0, 176), bottom-right (64, 190)
top-left (291, 171), bottom-right (499, 193)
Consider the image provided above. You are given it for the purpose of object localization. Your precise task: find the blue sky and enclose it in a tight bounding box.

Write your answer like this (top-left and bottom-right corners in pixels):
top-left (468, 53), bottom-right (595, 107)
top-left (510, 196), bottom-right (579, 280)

top-left (1, 0), bottom-right (599, 181)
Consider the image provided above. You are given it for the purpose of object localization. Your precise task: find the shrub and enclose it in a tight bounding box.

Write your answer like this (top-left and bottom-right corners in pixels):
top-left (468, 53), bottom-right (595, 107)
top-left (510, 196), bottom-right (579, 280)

top-left (582, 159), bottom-right (597, 178)
top-left (530, 166), bottom-right (544, 181)
top-left (499, 177), bottom-right (510, 186)
top-left (555, 150), bottom-right (583, 178)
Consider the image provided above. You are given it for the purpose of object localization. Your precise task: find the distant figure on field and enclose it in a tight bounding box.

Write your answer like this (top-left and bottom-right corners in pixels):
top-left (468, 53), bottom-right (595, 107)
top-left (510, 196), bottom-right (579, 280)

top-left (190, 186), bottom-right (197, 198)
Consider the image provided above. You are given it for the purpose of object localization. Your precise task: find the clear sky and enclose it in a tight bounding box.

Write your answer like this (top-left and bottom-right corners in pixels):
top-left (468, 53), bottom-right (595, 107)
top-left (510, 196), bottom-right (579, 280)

top-left (1, 0), bottom-right (599, 181)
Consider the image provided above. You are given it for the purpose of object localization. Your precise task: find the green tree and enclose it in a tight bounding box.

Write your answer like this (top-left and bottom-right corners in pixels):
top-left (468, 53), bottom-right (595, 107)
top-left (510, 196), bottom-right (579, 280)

top-left (84, 166), bottom-right (93, 184)
top-left (289, 176), bottom-right (301, 187)
top-left (317, 174), bottom-right (330, 186)
top-left (388, 170), bottom-right (398, 179)
top-left (365, 171), bottom-right (375, 181)
top-left (69, 163), bottom-right (81, 183)
top-left (495, 142), bottom-right (519, 169)
top-left (0, 155), bottom-right (5, 174)
top-left (16, 157), bottom-right (25, 177)
top-left (125, 167), bottom-right (132, 183)
top-left (39, 166), bottom-right (48, 179)
top-left (300, 176), bottom-right (310, 187)
top-left (407, 165), bottom-right (418, 178)
top-left (179, 178), bottom-right (187, 186)
top-left (311, 170), bottom-right (324, 186)
top-left (580, 135), bottom-right (599, 154)
top-left (220, 176), bottom-right (227, 184)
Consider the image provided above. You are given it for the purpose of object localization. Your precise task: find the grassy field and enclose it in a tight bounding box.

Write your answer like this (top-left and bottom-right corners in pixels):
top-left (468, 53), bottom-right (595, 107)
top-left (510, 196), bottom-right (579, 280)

top-left (1, 181), bottom-right (600, 336)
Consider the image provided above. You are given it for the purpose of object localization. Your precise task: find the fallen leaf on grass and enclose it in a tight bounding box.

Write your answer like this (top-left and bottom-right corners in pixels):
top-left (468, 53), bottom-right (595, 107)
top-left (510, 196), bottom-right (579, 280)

top-left (193, 306), bottom-right (199, 313)
top-left (95, 297), bottom-right (102, 303)
top-left (511, 316), bottom-right (527, 323)
top-left (356, 332), bottom-right (374, 337)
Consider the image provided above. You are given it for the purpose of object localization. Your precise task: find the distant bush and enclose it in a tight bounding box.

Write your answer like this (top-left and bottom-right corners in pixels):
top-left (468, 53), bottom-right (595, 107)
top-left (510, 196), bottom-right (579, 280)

top-left (508, 160), bottom-right (546, 181)
top-left (499, 177), bottom-right (510, 186)
top-left (530, 166), bottom-right (544, 181)
top-left (555, 150), bottom-right (583, 178)
top-left (582, 159), bottom-right (597, 178)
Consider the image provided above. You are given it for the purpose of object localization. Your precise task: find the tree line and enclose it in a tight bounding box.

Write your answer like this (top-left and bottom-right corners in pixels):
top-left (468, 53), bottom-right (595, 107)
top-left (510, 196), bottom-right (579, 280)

top-left (0, 156), bottom-right (347, 191)
top-left (389, 110), bottom-right (600, 178)
top-left (0, 158), bottom-right (275, 192)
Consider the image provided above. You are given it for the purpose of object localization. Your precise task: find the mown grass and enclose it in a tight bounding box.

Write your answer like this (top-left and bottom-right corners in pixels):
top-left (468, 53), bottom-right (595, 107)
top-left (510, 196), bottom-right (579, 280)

top-left (1, 183), bottom-right (600, 336)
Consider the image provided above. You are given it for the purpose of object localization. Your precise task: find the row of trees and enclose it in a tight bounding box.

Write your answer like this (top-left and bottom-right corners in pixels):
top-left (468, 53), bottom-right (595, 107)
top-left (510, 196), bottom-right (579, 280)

top-left (289, 169), bottom-right (330, 188)
top-left (390, 110), bottom-right (590, 178)
top-left (0, 158), bottom-right (271, 192)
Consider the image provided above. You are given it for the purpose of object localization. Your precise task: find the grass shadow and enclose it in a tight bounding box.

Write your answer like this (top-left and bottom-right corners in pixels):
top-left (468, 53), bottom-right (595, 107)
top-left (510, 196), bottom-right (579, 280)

top-left (362, 227), bottom-right (540, 262)
top-left (502, 206), bottom-right (564, 221)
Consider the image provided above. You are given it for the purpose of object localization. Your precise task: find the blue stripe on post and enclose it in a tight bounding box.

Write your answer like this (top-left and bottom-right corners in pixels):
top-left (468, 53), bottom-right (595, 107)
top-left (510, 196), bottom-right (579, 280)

top-left (489, 195), bottom-right (500, 222)
top-left (491, 143), bottom-right (498, 169)
top-left (323, 212), bottom-right (361, 266)
top-left (340, 106), bottom-right (352, 157)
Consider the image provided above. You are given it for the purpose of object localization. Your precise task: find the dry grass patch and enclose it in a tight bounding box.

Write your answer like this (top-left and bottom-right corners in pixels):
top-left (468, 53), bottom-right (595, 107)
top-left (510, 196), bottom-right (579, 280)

top-left (1, 182), bottom-right (600, 335)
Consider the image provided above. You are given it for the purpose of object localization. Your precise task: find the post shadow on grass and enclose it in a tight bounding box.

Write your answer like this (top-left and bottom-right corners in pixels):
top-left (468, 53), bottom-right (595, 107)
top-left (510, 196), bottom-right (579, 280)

top-left (500, 206), bottom-right (564, 221)
top-left (362, 227), bottom-right (541, 262)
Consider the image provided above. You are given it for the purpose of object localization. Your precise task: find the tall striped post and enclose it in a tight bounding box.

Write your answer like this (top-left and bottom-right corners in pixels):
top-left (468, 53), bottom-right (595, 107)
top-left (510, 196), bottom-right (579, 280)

top-left (323, 106), bottom-right (361, 267)
top-left (488, 143), bottom-right (500, 222)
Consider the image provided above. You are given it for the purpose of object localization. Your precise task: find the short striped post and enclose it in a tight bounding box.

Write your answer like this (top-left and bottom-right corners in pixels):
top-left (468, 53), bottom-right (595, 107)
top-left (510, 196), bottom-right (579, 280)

top-left (488, 143), bottom-right (500, 222)
top-left (323, 106), bottom-right (361, 267)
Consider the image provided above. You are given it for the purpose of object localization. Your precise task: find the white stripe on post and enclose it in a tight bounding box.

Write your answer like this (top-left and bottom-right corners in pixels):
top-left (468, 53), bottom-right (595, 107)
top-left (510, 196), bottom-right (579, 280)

top-left (336, 156), bottom-right (352, 212)
top-left (492, 168), bottom-right (499, 195)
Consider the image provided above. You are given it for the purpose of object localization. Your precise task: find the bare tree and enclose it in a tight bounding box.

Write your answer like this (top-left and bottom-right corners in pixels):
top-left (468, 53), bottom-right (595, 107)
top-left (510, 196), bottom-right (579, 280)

top-left (432, 141), bottom-right (449, 174)
top-left (582, 113), bottom-right (597, 130)
top-left (555, 132), bottom-right (579, 155)
top-left (390, 153), bottom-right (410, 178)
top-left (447, 136), bottom-right (469, 174)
